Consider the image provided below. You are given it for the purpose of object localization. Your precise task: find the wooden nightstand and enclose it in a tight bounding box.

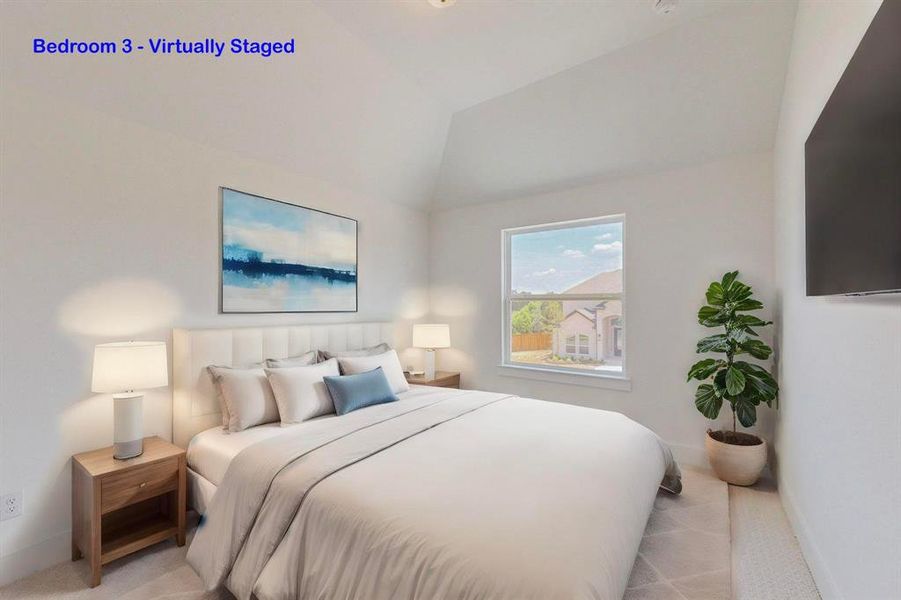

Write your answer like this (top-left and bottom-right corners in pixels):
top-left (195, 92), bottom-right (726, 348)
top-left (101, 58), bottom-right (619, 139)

top-left (405, 371), bottom-right (461, 389)
top-left (71, 436), bottom-right (186, 587)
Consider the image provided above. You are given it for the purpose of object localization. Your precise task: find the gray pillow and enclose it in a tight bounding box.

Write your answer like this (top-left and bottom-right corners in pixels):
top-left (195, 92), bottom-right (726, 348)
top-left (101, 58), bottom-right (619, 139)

top-left (266, 350), bottom-right (318, 368)
top-left (318, 342), bottom-right (390, 363)
top-left (207, 366), bottom-right (279, 432)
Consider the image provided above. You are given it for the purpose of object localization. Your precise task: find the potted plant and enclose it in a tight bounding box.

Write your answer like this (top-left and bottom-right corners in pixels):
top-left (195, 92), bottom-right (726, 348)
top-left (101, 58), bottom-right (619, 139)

top-left (687, 271), bottom-right (778, 485)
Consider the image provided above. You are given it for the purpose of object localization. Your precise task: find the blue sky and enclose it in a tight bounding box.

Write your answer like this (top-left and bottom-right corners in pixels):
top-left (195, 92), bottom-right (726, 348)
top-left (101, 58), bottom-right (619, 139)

top-left (222, 189), bottom-right (356, 270)
top-left (511, 221), bottom-right (622, 293)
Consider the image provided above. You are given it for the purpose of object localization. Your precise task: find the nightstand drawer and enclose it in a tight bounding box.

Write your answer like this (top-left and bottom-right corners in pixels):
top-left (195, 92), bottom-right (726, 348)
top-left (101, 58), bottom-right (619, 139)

top-left (101, 458), bottom-right (178, 514)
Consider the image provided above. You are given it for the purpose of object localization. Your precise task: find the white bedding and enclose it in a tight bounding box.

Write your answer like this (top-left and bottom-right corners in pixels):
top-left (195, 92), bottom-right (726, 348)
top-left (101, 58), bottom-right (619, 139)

top-left (188, 422), bottom-right (287, 486)
top-left (188, 387), bottom-right (680, 600)
top-left (186, 385), bottom-right (442, 486)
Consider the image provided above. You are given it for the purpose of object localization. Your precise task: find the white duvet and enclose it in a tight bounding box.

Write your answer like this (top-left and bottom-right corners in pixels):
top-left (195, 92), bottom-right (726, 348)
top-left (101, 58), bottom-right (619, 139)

top-left (187, 387), bottom-right (680, 600)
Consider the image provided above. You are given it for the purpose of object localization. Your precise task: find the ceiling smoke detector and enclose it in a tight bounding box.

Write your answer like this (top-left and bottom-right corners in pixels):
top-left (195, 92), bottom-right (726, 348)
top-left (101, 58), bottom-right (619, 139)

top-left (428, 0), bottom-right (456, 7)
top-left (654, 0), bottom-right (678, 15)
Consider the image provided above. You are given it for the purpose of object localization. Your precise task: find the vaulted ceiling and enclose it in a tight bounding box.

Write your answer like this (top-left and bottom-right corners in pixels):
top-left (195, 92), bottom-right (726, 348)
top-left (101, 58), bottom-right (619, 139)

top-left (313, 0), bottom-right (733, 113)
top-left (2, 0), bottom-right (798, 212)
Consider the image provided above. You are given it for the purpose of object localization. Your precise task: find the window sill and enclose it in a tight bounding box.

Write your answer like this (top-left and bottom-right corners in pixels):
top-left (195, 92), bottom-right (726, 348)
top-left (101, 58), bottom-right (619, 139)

top-left (496, 364), bottom-right (632, 391)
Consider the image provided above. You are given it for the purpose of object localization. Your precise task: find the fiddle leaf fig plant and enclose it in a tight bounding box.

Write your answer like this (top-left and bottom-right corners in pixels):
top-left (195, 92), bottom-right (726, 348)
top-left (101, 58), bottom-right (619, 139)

top-left (688, 271), bottom-right (778, 438)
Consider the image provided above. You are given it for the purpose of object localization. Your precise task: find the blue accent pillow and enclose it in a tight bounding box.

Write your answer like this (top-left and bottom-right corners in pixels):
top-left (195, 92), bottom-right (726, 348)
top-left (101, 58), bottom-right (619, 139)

top-left (323, 367), bottom-right (399, 416)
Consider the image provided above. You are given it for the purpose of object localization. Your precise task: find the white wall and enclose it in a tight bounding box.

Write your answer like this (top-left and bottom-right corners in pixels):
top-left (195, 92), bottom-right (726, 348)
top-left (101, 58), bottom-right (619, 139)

top-left (432, 1), bottom-right (796, 209)
top-left (0, 84), bottom-right (432, 585)
top-left (772, 2), bottom-right (901, 598)
top-left (429, 152), bottom-right (776, 465)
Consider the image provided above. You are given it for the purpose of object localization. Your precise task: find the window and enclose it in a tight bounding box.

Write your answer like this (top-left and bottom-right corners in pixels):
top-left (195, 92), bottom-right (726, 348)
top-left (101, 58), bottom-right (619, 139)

top-left (579, 334), bottom-right (590, 355)
top-left (503, 215), bottom-right (625, 378)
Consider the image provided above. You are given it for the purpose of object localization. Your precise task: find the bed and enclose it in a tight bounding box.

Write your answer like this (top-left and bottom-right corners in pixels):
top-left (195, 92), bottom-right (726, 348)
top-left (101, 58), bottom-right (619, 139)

top-left (174, 323), bottom-right (680, 600)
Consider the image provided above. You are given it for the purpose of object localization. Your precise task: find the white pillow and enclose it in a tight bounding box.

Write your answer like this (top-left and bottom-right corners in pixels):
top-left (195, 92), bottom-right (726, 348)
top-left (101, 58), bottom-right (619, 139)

top-left (207, 366), bottom-right (280, 432)
top-left (208, 361), bottom-right (264, 428)
top-left (337, 350), bottom-right (410, 395)
top-left (266, 350), bottom-right (318, 368)
top-left (265, 359), bottom-right (339, 425)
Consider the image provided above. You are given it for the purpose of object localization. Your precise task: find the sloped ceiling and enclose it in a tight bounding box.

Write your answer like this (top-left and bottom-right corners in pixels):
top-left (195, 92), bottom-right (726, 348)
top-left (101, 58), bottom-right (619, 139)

top-left (0, 1), bottom-right (451, 209)
top-left (314, 0), bottom-right (731, 113)
top-left (2, 1), bottom-right (798, 212)
top-left (430, 0), bottom-right (798, 209)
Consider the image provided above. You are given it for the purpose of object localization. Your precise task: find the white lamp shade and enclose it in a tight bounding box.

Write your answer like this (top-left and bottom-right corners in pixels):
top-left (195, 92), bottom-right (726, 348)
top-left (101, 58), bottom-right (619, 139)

top-left (412, 324), bottom-right (451, 349)
top-left (91, 341), bottom-right (168, 393)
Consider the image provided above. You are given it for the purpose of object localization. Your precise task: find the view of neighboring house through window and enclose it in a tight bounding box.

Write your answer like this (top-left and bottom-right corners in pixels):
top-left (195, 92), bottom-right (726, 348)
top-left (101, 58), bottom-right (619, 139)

top-left (503, 216), bottom-right (625, 376)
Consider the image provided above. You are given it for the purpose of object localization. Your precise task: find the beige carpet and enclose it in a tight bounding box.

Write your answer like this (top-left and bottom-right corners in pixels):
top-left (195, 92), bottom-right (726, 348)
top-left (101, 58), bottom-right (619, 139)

top-left (730, 474), bottom-right (819, 600)
top-left (1, 466), bottom-right (815, 600)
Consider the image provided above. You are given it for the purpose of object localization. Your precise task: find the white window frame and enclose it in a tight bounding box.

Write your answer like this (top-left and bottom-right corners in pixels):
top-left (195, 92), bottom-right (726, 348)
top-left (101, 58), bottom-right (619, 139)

top-left (499, 215), bottom-right (629, 389)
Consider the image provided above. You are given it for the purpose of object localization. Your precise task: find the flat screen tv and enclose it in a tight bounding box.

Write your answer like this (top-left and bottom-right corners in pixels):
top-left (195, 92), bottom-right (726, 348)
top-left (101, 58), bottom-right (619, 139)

top-left (805, 0), bottom-right (901, 296)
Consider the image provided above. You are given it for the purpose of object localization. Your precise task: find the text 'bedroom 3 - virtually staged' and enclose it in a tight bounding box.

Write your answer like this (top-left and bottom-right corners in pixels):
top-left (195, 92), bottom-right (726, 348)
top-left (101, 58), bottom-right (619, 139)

top-left (0, 1), bottom-right (898, 599)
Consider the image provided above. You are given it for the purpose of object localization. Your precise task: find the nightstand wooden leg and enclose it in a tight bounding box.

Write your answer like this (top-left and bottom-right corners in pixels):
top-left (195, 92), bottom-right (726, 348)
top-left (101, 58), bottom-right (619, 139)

top-left (89, 563), bottom-right (101, 588)
top-left (89, 478), bottom-right (102, 587)
top-left (71, 541), bottom-right (82, 561)
top-left (176, 456), bottom-right (186, 546)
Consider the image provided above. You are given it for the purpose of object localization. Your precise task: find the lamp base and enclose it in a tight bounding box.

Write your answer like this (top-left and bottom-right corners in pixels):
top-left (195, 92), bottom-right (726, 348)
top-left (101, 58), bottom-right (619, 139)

top-left (113, 393), bottom-right (144, 460)
top-left (424, 349), bottom-right (436, 381)
top-left (114, 439), bottom-right (144, 460)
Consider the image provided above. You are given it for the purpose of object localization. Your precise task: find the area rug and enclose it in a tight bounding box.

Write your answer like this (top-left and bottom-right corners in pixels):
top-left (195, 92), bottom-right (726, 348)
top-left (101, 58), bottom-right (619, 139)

top-left (624, 466), bottom-right (731, 600)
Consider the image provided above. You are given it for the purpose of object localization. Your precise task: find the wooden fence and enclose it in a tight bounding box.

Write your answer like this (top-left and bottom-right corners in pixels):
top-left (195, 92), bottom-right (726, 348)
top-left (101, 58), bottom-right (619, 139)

top-left (511, 332), bottom-right (552, 352)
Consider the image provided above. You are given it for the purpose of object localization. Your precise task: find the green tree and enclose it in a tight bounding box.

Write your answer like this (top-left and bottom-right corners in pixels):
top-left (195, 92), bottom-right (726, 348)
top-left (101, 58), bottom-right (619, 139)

top-left (538, 301), bottom-right (564, 332)
top-left (687, 271), bottom-right (779, 439)
top-left (512, 306), bottom-right (535, 334)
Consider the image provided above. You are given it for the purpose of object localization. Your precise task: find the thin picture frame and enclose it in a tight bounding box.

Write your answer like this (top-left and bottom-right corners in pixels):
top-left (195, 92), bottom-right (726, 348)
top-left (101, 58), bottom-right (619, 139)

top-left (218, 186), bottom-right (359, 314)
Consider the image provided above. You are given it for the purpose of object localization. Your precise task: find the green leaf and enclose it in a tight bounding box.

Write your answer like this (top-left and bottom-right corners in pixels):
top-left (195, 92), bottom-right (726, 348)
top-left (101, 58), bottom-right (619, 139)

top-left (733, 399), bottom-right (757, 428)
top-left (727, 328), bottom-right (750, 344)
top-left (721, 271), bottom-right (739, 290)
top-left (712, 369), bottom-right (727, 397)
top-left (734, 315), bottom-right (772, 329)
top-left (725, 283), bottom-right (752, 304)
top-left (739, 339), bottom-right (773, 360)
top-left (697, 334), bottom-right (730, 354)
top-left (697, 305), bottom-right (728, 326)
top-left (695, 384), bottom-right (723, 419)
top-left (687, 358), bottom-right (723, 381)
top-left (733, 298), bottom-right (764, 312)
top-left (725, 365), bottom-right (746, 396)
top-left (734, 361), bottom-right (779, 402)
top-left (705, 282), bottom-right (725, 306)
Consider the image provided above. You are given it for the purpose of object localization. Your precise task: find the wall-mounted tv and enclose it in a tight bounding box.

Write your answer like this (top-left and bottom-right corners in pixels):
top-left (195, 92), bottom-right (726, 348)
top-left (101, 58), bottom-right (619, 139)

top-left (805, 0), bottom-right (900, 296)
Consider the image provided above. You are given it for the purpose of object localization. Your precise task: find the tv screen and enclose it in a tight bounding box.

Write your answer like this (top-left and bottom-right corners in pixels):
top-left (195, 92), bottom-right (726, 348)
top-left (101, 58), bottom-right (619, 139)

top-left (805, 0), bottom-right (901, 296)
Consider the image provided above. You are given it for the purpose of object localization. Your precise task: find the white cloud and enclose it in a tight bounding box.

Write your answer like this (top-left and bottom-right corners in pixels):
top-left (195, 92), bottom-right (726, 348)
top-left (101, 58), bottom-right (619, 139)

top-left (224, 223), bottom-right (356, 268)
top-left (592, 241), bottom-right (623, 253)
top-left (530, 268), bottom-right (557, 277)
top-left (595, 233), bottom-right (613, 241)
top-left (562, 249), bottom-right (585, 258)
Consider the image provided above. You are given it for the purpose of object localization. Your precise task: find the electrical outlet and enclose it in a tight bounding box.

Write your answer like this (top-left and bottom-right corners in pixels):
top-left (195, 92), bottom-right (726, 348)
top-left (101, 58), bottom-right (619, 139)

top-left (1, 491), bottom-right (22, 521)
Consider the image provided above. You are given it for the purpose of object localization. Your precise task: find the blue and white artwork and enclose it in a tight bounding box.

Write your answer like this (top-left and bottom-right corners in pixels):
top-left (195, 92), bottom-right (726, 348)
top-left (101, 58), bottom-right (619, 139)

top-left (220, 188), bottom-right (357, 313)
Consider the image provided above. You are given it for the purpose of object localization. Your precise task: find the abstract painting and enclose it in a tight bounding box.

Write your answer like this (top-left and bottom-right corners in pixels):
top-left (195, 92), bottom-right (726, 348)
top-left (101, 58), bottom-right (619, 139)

top-left (220, 188), bottom-right (357, 313)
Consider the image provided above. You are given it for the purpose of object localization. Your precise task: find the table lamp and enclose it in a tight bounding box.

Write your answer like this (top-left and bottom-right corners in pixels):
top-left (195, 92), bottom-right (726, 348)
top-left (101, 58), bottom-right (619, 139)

top-left (412, 324), bottom-right (450, 381)
top-left (91, 341), bottom-right (168, 459)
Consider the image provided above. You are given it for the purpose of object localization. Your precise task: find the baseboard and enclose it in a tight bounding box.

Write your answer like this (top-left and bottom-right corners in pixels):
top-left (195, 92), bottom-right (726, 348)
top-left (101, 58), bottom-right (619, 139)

top-left (778, 478), bottom-right (840, 600)
top-left (0, 530), bottom-right (70, 587)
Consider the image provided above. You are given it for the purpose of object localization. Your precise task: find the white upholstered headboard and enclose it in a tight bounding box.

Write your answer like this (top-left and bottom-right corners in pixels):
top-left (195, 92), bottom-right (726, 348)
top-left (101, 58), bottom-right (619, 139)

top-left (172, 322), bottom-right (395, 448)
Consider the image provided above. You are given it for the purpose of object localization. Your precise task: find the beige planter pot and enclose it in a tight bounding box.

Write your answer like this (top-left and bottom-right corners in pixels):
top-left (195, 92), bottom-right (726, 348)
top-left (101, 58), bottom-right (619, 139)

top-left (705, 430), bottom-right (767, 486)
